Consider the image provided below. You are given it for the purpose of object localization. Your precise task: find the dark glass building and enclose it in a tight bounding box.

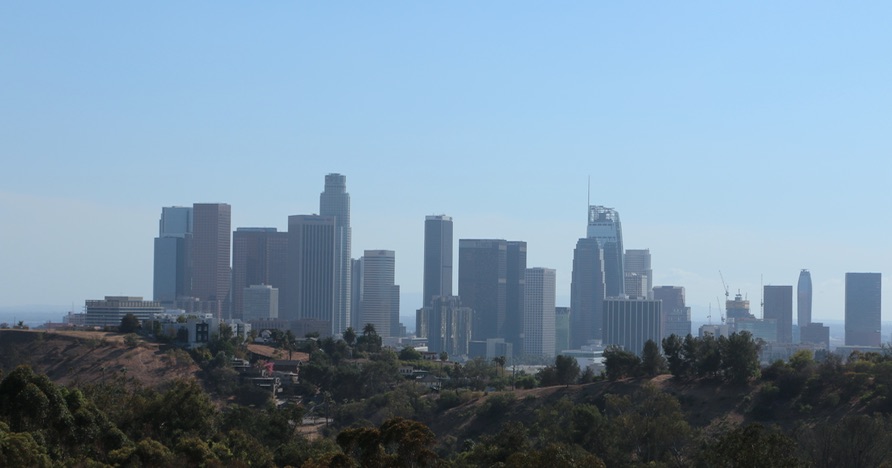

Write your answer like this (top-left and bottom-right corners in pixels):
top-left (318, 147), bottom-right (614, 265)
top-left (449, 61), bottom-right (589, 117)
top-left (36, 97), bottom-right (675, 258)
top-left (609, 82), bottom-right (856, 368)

top-left (570, 237), bottom-right (606, 347)
top-left (586, 205), bottom-right (624, 297)
top-left (845, 272), bottom-right (882, 347)
top-left (458, 239), bottom-right (526, 347)
top-left (231, 228), bottom-right (288, 319)
top-left (153, 206), bottom-right (193, 304)
top-left (603, 298), bottom-right (662, 356)
top-left (423, 215), bottom-right (453, 308)
top-left (764, 285), bottom-right (793, 344)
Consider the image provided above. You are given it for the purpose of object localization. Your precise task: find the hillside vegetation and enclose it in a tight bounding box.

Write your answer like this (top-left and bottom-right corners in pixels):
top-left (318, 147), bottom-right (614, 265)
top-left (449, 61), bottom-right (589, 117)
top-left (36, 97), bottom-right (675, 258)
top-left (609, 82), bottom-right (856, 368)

top-left (0, 329), bottom-right (200, 388)
top-left (3, 327), bottom-right (892, 466)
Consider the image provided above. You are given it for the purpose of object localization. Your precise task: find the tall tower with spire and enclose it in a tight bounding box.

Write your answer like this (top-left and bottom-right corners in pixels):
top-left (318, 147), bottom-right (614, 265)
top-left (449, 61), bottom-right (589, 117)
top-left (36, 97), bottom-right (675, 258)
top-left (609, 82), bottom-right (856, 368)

top-left (320, 173), bottom-right (352, 335)
top-left (586, 205), bottom-right (625, 297)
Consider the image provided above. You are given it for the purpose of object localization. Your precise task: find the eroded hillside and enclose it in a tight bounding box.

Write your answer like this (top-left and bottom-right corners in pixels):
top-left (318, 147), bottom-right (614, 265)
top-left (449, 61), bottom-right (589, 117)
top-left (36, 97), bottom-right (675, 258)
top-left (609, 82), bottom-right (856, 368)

top-left (0, 329), bottom-right (200, 388)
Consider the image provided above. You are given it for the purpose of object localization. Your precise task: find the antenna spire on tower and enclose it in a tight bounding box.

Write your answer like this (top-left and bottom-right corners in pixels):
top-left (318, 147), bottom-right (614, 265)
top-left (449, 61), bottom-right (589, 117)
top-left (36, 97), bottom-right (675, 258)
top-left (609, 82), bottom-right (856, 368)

top-left (587, 175), bottom-right (591, 208)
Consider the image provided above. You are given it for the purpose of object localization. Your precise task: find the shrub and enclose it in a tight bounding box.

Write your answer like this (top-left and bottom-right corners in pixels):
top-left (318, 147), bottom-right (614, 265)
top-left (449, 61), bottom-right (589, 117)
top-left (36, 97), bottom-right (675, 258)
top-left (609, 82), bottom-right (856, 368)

top-left (123, 334), bottom-right (139, 348)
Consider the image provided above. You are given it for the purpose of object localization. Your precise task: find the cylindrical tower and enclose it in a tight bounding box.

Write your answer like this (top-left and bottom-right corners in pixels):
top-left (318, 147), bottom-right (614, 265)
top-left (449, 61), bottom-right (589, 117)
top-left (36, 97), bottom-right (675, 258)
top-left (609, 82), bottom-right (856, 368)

top-left (797, 269), bottom-right (812, 327)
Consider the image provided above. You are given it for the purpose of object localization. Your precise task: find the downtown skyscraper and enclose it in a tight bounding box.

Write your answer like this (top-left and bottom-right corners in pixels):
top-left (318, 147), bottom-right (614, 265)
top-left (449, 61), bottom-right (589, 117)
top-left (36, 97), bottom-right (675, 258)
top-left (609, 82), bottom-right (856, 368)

top-left (319, 173), bottom-right (352, 336)
top-left (285, 215), bottom-right (336, 331)
top-left (570, 205), bottom-right (623, 347)
top-left (797, 269), bottom-right (812, 326)
top-left (423, 215), bottom-right (453, 308)
top-left (570, 237), bottom-right (606, 346)
top-left (231, 228), bottom-right (288, 319)
top-left (603, 298), bottom-right (662, 356)
top-left (524, 267), bottom-right (556, 357)
top-left (653, 286), bottom-right (691, 339)
top-left (357, 250), bottom-right (400, 338)
top-left (458, 239), bottom-right (526, 348)
top-left (624, 249), bottom-right (652, 299)
top-left (191, 203), bottom-right (231, 317)
top-left (764, 285), bottom-right (793, 344)
top-left (586, 205), bottom-right (625, 297)
top-left (799, 270), bottom-right (829, 347)
top-left (153, 206), bottom-right (193, 304)
top-left (845, 272), bottom-right (882, 347)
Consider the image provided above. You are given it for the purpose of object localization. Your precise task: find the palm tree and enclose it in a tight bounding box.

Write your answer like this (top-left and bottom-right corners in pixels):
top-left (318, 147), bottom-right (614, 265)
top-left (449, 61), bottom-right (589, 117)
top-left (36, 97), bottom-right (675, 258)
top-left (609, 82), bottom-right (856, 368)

top-left (343, 327), bottom-right (357, 346)
top-left (492, 356), bottom-right (507, 378)
top-left (284, 330), bottom-right (296, 360)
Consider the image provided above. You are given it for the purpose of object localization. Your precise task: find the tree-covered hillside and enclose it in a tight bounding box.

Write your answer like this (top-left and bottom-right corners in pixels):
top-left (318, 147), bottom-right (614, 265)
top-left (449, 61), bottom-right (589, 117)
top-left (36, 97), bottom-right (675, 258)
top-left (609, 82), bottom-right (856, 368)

top-left (4, 328), bottom-right (892, 466)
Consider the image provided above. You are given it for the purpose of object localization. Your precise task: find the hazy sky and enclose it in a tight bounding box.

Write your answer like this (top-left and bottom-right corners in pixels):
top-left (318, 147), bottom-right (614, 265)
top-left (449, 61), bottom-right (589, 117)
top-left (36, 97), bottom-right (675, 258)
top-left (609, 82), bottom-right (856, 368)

top-left (2, 3), bottom-right (890, 323)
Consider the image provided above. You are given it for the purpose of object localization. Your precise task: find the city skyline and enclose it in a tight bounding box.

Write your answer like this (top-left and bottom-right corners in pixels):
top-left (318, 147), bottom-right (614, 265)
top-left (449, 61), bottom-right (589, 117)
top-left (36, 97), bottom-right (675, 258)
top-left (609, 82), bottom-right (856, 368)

top-left (1, 186), bottom-right (888, 327)
top-left (2, 3), bottom-right (891, 324)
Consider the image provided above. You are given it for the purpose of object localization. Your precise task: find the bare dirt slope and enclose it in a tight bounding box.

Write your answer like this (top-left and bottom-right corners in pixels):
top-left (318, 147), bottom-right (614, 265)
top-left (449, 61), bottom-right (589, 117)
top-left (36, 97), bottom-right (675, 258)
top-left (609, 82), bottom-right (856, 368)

top-left (0, 329), bottom-right (200, 388)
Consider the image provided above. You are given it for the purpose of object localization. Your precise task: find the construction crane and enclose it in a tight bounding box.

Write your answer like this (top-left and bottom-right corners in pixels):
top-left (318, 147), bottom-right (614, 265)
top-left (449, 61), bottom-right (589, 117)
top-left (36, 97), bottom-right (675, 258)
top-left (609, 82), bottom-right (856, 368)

top-left (719, 270), bottom-right (730, 301)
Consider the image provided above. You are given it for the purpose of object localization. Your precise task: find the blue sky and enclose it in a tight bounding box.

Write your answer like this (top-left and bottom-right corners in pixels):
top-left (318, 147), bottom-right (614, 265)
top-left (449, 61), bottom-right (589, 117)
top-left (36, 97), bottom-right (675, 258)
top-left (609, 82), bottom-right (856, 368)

top-left (2, 3), bottom-right (890, 324)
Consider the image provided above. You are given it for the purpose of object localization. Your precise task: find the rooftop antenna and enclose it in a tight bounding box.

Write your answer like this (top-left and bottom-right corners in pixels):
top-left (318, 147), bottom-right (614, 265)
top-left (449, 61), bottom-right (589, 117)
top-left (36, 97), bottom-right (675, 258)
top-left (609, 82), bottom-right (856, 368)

top-left (587, 175), bottom-right (591, 208)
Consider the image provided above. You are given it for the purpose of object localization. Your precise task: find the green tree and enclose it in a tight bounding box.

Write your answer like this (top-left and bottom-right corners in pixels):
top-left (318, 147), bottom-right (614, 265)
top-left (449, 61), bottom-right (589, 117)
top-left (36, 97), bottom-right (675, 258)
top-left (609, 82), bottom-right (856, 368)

top-left (492, 356), bottom-right (507, 378)
top-left (554, 355), bottom-right (580, 386)
top-left (694, 334), bottom-right (722, 378)
top-left (509, 443), bottom-right (606, 468)
top-left (343, 327), bottom-right (357, 346)
top-left (0, 366), bottom-right (130, 463)
top-left (701, 423), bottom-right (802, 467)
top-left (797, 414), bottom-right (892, 468)
top-left (337, 417), bottom-right (438, 467)
top-left (144, 379), bottom-right (218, 444)
top-left (464, 421), bottom-right (531, 467)
top-left (398, 346), bottom-right (423, 361)
top-left (604, 383), bottom-right (692, 466)
top-left (662, 334), bottom-right (690, 378)
top-left (119, 313), bottom-right (140, 334)
top-left (603, 346), bottom-right (641, 380)
top-left (357, 324), bottom-right (382, 353)
top-left (0, 422), bottom-right (52, 468)
top-left (379, 417), bottom-right (438, 467)
top-left (535, 397), bottom-right (607, 449)
top-left (721, 331), bottom-right (761, 383)
top-left (641, 339), bottom-right (667, 376)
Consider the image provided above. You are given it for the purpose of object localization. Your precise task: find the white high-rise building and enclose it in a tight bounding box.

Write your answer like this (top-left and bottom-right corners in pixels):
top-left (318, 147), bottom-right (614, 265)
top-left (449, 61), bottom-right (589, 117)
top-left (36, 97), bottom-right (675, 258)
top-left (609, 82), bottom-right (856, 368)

top-left (243, 284), bottom-right (279, 321)
top-left (524, 268), bottom-right (556, 357)
top-left (320, 173), bottom-right (352, 336)
top-left (358, 250), bottom-right (399, 338)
